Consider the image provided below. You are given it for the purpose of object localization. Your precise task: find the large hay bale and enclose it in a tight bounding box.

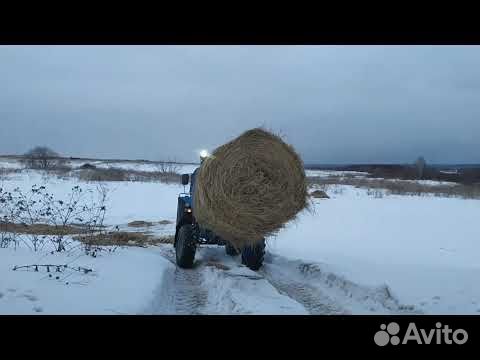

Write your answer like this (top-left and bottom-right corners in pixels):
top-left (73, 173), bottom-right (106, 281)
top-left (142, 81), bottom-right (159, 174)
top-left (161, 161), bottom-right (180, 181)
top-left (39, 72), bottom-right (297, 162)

top-left (194, 128), bottom-right (308, 249)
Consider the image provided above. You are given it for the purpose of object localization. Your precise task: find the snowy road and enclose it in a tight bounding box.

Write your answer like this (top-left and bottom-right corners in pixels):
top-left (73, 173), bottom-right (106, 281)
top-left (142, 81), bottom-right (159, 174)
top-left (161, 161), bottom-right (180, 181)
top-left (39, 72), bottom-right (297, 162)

top-left (141, 244), bottom-right (420, 315)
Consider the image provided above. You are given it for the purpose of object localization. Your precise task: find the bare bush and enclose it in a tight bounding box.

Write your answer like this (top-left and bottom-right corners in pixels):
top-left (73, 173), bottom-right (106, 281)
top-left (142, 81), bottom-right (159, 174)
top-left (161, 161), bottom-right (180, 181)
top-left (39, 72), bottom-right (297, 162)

top-left (78, 168), bottom-right (128, 182)
top-left (22, 146), bottom-right (69, 171)
top-left (132, 170), bottom-right (181, 184)
top-left (0, 184), bottom-right (109, 252)
top-left (156, 161), bottom-right (180, 175)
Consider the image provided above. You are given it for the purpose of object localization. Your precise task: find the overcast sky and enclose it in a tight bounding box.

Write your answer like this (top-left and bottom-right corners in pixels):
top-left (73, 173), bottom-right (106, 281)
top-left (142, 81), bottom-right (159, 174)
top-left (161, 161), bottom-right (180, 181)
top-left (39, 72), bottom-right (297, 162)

top-left (1, 45), bottom-right (479, 164)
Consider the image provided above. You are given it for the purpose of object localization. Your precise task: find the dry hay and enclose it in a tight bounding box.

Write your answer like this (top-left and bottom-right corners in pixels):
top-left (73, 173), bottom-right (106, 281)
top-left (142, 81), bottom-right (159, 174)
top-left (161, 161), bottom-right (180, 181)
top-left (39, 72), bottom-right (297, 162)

top-left (310, 190), bottom-right (330, 199)
top-left (194, 128), bottom-right (308, 249)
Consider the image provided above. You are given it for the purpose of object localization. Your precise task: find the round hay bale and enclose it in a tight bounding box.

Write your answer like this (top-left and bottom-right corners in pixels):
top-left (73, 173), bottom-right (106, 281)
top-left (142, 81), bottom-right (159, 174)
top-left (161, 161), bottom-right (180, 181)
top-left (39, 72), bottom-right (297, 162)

top-left (194, 128), bottom-right (308, 249)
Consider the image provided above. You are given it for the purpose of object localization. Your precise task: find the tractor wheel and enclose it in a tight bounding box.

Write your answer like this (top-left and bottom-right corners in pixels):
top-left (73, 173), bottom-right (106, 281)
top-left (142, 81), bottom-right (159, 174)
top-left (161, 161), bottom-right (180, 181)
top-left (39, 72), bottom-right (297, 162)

top-left (241, 239), bottom-right (266, 271)
top-left (175, 224), bottom-right (196, 268)
top-left (225, 242), bottom-right (239, 256)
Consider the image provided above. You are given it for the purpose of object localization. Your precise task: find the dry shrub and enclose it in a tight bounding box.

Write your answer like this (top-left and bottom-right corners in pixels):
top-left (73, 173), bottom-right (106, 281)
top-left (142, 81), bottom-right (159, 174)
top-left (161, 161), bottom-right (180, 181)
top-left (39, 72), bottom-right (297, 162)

top-left (194, 128), bottom-right (309, 249)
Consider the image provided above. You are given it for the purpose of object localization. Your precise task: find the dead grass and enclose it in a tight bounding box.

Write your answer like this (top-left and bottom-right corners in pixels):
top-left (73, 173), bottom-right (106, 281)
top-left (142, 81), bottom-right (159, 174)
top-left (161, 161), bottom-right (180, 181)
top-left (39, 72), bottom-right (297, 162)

top-left (77, 168), bottom-right (128, 182)
top-left (0, 222), bottom-right (87, 235)
top-left (128, 221), bottom-right (154, 227)
top-left (1, 220), bottom-right (174, 248)
top-left (152, 235), bottom-right (175, 244)
top-left (76, 167), bottom-right (181, 184)
top-left (158, 220), bottom-right (173, 225)
top-left (308, 176), bottom-right (480, 199)
top-left (128, 220), bottom-right (173, 227)
top-left (73, 231), bottom-right (174, 247)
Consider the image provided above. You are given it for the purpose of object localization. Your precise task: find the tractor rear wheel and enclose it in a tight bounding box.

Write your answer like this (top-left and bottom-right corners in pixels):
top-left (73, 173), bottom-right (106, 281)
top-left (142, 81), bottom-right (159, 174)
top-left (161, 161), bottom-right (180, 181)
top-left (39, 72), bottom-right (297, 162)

top-left (175, 224), bottom-right (196, 268)
top-left (241, 239), bottom-right (266, 271)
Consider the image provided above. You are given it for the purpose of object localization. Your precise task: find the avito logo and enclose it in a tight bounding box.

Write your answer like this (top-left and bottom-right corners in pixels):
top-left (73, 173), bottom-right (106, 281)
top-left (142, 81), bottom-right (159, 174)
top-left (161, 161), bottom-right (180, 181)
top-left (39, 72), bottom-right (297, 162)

top-left (374, 322), bottom-right (468, 346)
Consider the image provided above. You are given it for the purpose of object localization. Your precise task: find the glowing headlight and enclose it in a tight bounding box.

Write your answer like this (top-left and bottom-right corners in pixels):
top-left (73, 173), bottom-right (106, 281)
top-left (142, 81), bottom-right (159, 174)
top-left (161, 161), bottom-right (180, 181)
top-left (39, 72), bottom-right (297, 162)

top-left (200, 149), bottom-right (209, 158)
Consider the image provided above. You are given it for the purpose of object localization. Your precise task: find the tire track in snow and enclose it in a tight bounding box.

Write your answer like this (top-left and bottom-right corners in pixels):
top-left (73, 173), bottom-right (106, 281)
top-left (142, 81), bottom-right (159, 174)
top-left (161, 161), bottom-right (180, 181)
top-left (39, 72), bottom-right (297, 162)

top-left (153, 245), bottom-right (307, 315)
top-left (261, 254), bottom-right (421, 315)
top-left (154, 246), bottom-right (419, 315)
top-left (156, 247), bottom-right (209, 315)
top-left (260, 266), bottom-right (349, 314)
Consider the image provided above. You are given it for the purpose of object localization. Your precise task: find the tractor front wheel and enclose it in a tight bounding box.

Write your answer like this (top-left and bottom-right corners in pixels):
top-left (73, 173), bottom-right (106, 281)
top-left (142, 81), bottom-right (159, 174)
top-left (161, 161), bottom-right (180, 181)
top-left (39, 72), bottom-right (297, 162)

top-left (225, 242), bottom-right (239, 256)
top-left (175, 224), bottom-right (196, 268)
top-left (241, 239), bottom-right (266, 271)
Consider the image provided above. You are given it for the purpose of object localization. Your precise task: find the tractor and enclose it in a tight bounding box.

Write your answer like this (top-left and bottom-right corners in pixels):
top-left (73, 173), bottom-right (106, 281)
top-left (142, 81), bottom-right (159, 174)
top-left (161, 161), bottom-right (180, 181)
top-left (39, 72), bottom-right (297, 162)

top-left (174, 170), bottom-right (266, 271)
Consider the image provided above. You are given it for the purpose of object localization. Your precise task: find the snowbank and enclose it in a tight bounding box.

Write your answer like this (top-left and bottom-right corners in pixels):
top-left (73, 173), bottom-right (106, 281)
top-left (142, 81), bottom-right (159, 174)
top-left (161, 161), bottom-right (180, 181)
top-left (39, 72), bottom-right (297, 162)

top-left (0, 244), bottom-right (173, 314)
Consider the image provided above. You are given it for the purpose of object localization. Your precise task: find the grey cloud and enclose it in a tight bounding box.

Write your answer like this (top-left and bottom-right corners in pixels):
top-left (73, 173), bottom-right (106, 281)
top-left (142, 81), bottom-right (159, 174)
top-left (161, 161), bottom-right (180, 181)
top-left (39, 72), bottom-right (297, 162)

top-left (1, 45), bottom-right (479, 163)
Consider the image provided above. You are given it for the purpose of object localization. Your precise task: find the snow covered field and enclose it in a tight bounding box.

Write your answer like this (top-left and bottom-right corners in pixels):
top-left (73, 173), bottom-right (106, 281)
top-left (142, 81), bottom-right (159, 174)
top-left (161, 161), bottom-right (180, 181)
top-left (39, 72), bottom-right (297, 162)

top-left (304, 169), bottom-right (368, 178)
top-left (0, 157), bottom-right (198, 174)
top-left (1, 161), bottom-right (479, 315)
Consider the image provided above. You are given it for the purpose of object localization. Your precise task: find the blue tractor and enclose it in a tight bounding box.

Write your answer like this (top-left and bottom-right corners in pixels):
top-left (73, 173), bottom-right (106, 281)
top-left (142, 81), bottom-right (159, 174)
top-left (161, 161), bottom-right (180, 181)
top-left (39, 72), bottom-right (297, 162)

top-left (175, 167), bottom-right (266, 271)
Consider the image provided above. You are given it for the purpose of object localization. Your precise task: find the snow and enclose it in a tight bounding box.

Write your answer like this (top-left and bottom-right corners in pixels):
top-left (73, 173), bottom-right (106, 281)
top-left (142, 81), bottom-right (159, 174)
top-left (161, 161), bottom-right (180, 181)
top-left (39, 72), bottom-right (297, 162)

top-left (0, 158), bottom-right (24, 169)
top-left (0, 244), bottom-right (173, 314)
top-left (0, 170), bottom-right (182, 231)
top-left (407, 179), bottom-right (457, 186)
top-left (196, 248), bottom-right (307, 314)
top-left (268, 187), bottom-right (480, 314)
top-left (1, 160), bottom-right (480, 314)
top-left (0, 157), bottom-right (198, 174)
top-left (68, 160), bottom-right (198, 174)
top-left (305, 169), bottom-right (368, 178)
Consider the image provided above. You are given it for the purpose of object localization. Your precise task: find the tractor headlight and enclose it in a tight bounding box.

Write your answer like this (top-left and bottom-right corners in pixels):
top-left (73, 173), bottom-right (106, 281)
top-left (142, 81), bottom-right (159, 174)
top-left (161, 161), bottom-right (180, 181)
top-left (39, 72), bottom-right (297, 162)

top-left (185, 207), bottom-right (192, 213)
top-left (200, 149), bottom-right (209, 158)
